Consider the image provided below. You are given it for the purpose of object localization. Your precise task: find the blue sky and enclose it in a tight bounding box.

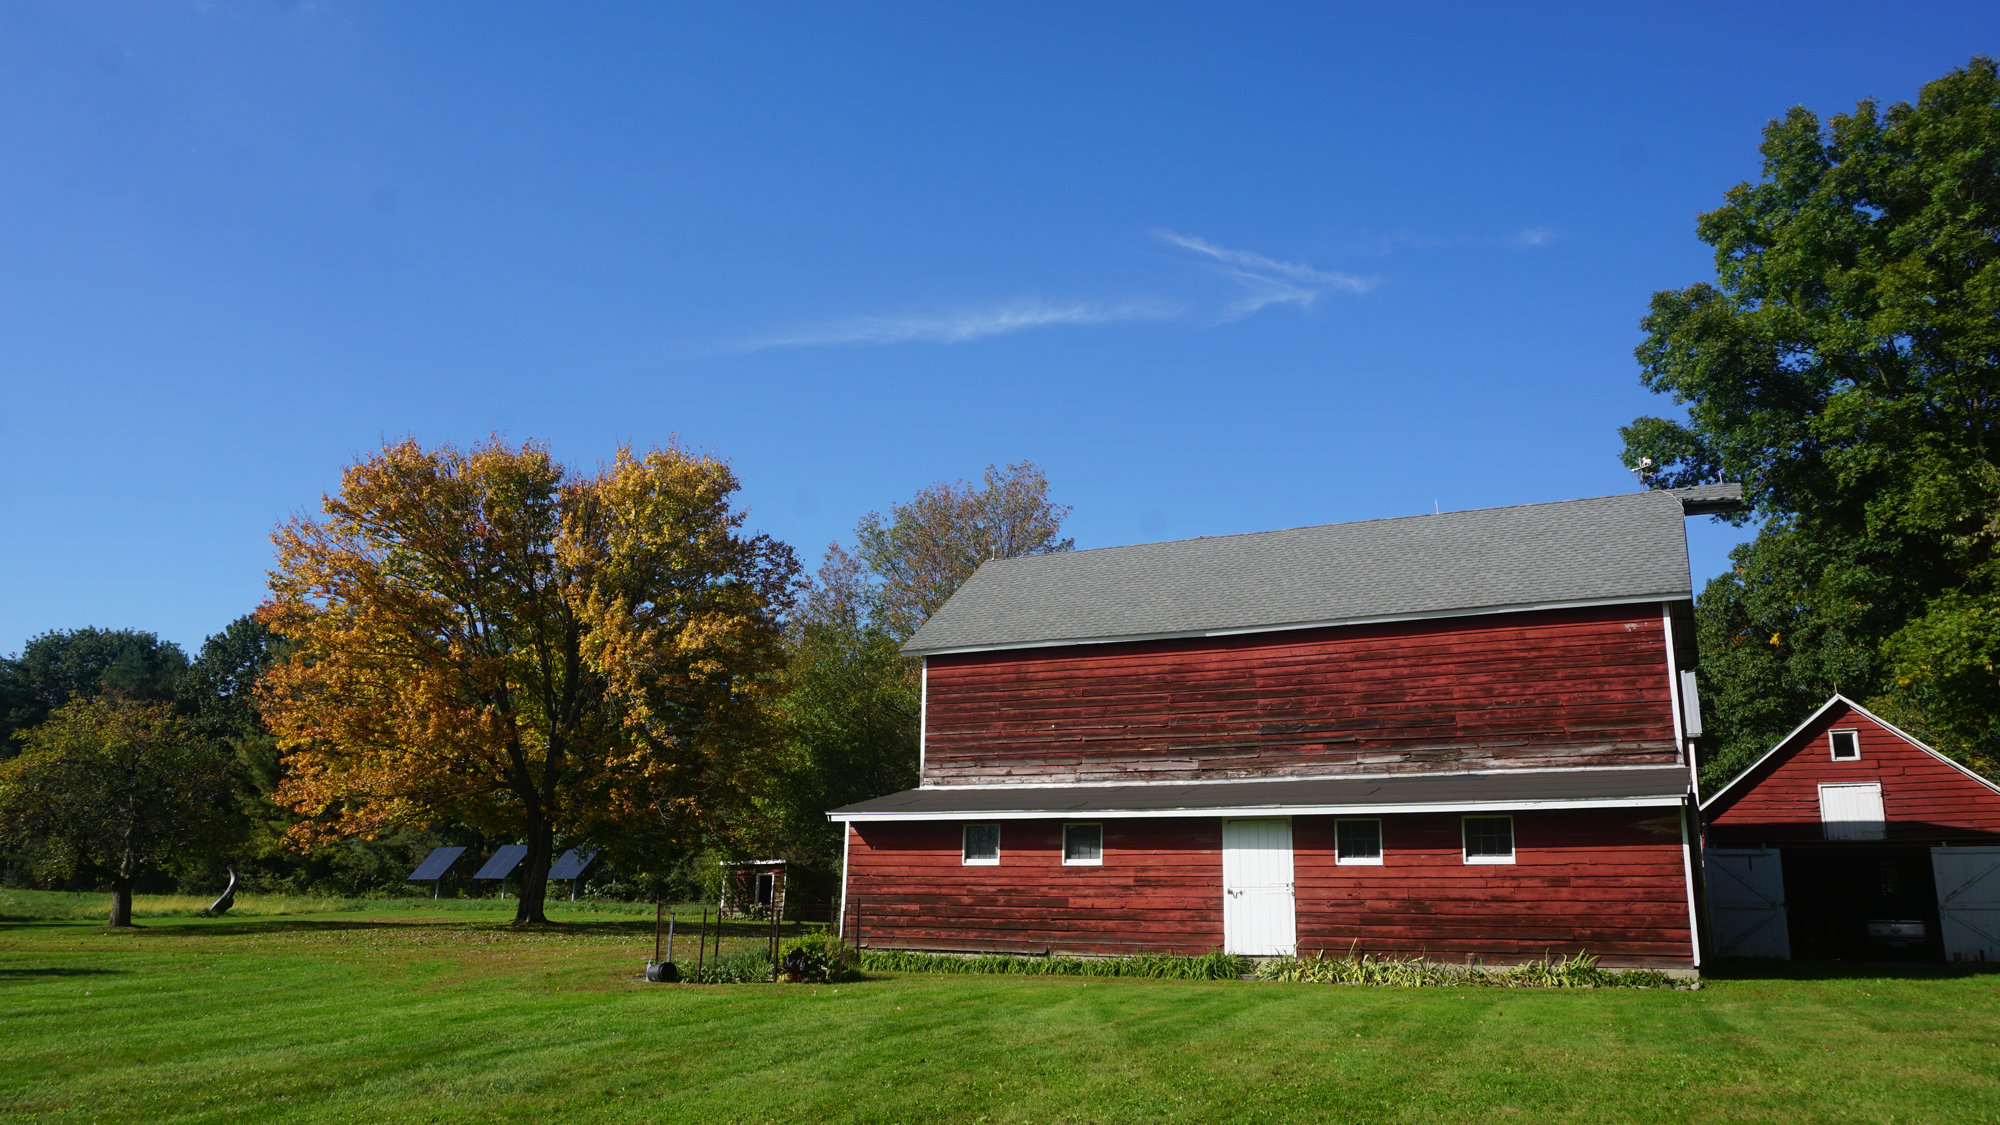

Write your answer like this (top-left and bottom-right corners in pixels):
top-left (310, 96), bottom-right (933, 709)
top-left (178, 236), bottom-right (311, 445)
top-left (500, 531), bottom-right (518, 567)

top-left (3, 2), bottom-right (1995, 654)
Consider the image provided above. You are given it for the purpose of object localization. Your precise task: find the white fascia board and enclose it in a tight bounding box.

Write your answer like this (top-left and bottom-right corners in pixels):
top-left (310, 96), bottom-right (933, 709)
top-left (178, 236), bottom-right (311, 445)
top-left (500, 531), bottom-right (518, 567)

top-left (904, 593), bottom-right (1694, 657)
top-left (1699, 695), bottom-right (1850, 811)
top-left (912, 762), bottom-right (1683, 792)
top-left (828, 795), bottom-right (1684, 823)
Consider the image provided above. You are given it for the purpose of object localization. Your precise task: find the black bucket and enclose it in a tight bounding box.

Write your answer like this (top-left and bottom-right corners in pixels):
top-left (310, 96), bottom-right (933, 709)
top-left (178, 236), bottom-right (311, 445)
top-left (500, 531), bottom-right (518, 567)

top-left (645, 960), bottom-right (679, 983)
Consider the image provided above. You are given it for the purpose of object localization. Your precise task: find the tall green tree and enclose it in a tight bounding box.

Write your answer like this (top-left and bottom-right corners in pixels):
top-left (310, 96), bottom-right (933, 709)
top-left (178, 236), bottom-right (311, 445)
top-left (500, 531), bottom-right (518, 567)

top-left (0, 628), bottom-right (190, 757)
top-left (0, 698), bottom-right (243, 926)
top-left (1620, 57), bottom-right (2000, 785)
top-left (763, 547), bottom-right (921, 863)
top-left (766, 463), bottom-right (1074, 863)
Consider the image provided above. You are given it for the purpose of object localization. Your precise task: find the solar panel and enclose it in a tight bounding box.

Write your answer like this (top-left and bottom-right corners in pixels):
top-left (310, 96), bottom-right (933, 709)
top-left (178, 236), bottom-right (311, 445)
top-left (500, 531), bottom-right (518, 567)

top-left (406, 846), bottom-right (467, 882)
top-left (548, 847), bottom-right (598, 880)
top-left (472, 844), bottom-right (529, 879)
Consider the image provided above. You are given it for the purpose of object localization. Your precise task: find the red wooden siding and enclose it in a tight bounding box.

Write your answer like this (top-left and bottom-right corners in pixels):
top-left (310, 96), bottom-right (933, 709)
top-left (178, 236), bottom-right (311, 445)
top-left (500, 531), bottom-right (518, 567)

top-left (845, 819), bottom-right (1223, 956)
top-left (1705, 701), bottom-right (2000, 844)
top-left (845, 811), bottom-right (1694, 966)
top-left (923, 604), bottom-right (1678, 784)
top-left (1295, 810), bottom-right (1693, 965)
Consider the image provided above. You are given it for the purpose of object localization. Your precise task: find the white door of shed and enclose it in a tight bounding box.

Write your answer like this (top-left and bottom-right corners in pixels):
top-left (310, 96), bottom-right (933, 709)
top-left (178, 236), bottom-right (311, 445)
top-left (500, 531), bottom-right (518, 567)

top-left (1818, 783), bottom-right (1886, 841)
top-left (1222, 818), bottom-right (1296, 956)
top-left (1705, 848), bottom-right (1790, 959)
top-left (1932, 847), bottom-right (2000, 963)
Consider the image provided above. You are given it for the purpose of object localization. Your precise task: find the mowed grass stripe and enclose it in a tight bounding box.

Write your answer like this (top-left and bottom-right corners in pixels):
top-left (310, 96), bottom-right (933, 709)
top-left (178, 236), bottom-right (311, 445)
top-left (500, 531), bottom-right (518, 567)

top-left (3, 902), bottom-right (1998, 1124)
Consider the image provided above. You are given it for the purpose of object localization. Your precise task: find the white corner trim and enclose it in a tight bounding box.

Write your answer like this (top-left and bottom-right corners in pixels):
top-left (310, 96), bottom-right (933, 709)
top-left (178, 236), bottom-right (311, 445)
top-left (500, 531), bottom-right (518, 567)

top-left (1678, 800), bottom-right (1702, 969)
top-left (837, 823), bottom-right (851, 941)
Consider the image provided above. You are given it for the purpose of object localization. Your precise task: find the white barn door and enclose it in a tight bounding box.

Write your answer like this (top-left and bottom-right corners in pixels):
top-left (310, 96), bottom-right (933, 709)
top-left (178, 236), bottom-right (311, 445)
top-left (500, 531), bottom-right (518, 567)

top-left (1932, 847), bottom-right (2000, 963)
top-left (1223, 818), bottom-right (1296, 956)
top-left (1706, 848), bottom-right (1791, 959)
top-left (1818, 783), bottom-right (1887, 841)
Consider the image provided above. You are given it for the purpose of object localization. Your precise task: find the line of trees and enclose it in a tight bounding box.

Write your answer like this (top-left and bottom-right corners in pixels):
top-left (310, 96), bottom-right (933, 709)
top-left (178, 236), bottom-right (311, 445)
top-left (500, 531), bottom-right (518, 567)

top-left (0, 445), bottom-right (1073, 926)
top-left (8, 56), bottom-right (1994, 922)
top-left (1623, 56), bottom-right (2000, 790)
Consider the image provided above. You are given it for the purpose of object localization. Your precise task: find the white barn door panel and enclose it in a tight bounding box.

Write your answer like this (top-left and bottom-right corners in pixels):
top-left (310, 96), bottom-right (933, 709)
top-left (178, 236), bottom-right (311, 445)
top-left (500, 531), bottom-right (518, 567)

top-left (1932, 847), bottom-right (2000, 963)
top-left (1222, 818), bottom-right (1296, 956)
top-left (1706, 848), bottom-right (1791, 959)
top-left (1818, 783), bottom-right (1887, 841)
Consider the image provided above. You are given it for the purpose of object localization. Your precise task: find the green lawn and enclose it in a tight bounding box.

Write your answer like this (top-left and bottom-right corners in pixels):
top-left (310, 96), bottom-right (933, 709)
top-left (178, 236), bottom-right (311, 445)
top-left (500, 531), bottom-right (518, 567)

top-left (3, 896), bottom-right (1997, 1124)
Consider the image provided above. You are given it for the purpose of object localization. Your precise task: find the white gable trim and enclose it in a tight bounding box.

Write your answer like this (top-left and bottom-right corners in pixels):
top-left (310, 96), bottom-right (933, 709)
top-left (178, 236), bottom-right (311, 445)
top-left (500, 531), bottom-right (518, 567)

top-left (1699, 693), bottom-right (2000, 812)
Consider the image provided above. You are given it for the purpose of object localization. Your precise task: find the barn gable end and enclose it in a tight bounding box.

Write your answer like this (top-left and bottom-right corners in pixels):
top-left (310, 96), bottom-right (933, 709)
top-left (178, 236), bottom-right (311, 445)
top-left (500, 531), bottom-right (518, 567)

top-left (1702, 696), bottom-right (2000, 845)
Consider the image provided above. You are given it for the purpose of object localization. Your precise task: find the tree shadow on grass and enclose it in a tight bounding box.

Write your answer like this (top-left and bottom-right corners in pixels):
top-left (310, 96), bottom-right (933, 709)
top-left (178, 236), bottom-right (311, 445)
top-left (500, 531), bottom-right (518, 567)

top-left (0, 913), bottom-right (813, 942)
top-left (0, 967), bottom-right (130, 980)
top-left (1704, 957), bottom-right (2000, 981)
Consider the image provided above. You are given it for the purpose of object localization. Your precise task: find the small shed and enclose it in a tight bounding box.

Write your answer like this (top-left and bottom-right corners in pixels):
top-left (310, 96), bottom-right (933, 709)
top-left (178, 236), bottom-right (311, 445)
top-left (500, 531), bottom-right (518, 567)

top-left (1701, 695), bottom-right (2000, 962)
top-left (717, 860), bottom-right (837, 922)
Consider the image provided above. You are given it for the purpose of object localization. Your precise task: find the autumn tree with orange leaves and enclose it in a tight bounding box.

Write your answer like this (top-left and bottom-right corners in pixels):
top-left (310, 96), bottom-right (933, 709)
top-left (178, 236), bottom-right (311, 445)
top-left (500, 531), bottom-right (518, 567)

top-left (256, 438), bottom-right (798, 924)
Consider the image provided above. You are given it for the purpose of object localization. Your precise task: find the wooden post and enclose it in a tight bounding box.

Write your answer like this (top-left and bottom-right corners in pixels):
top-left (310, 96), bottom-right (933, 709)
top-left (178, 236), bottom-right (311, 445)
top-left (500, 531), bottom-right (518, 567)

top-left (768, 870), bottom-right (783, 980)
top-left (697, 908), bottom-right (707, 980)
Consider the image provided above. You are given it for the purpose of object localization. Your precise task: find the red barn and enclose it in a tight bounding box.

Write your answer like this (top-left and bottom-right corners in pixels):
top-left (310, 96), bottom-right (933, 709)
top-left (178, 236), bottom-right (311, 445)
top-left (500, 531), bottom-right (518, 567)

top-left (829, 487), bottom-right (1744, 971)
top-left (1701, 696), bottom-right (2000, 963)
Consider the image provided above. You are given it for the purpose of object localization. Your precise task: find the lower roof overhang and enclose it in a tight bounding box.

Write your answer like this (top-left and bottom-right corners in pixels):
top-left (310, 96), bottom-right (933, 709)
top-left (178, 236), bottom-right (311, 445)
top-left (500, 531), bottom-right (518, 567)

top-left (827, 766), bottom-right (1691, 823)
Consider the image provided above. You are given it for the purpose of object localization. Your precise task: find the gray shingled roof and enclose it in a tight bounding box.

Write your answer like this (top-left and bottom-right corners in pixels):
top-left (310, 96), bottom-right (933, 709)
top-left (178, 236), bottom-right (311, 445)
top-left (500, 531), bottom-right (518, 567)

top-left (903, 487), bottom-right (1735, 655)
top-left (828, 766), bottom-right (1690, 819)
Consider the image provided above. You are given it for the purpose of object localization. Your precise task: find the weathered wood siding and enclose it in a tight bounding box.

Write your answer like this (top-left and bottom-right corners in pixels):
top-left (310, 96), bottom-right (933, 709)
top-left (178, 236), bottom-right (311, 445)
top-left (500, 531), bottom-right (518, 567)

top-left (1705, 701), bottom-right (2000, 844)
top-left (922, 604), bottom-right (1677, 785)
top-left (844, 812), bottom-right (1695, 965)
top-left (844, 819), bottom-right (1223, 955)
top-left (1294, 810), bottom-right (1694, 964)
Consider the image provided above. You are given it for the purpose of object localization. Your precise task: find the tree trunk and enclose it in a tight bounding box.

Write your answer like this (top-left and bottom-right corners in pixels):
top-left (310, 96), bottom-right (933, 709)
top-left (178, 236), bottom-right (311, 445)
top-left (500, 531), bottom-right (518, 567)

top-left (108, 876), bottom-right (134, 928)
top-left (513, 818), bottom-right (553, 925)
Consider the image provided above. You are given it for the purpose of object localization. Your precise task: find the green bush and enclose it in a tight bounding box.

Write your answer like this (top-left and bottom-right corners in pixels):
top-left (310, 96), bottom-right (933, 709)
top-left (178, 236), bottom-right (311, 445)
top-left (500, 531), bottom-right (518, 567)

top-left (1254, 949), bottom-right (1677, 989)
top-left (859, 948), bottom-right (1250, 980)
top-left (778, 927), bottom-right (861, 983)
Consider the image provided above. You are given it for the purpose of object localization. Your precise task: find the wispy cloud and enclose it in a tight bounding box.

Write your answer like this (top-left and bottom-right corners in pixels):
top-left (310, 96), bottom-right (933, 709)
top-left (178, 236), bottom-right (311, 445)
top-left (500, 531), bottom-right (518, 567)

top-left (731, 298), bottom-right (1180, 353)
top-left (1155, 230), bottom-right (1378, 318)
top-left (1349, 226), bottom-right (1561, 255)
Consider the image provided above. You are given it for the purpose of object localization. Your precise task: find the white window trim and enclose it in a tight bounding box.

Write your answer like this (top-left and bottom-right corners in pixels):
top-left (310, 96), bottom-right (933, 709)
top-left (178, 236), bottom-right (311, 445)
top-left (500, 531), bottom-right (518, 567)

top-left (1334, 817), bottom-right (1384, 866)
top-left (1061, 822), bottom-right (1104, 866)
top-left (962, 823), bottom-right (1001, 866)
top-left (1829, 728), bottom-right (1861, 761)
top-left (1462, 814), bottom-right (1516, 865)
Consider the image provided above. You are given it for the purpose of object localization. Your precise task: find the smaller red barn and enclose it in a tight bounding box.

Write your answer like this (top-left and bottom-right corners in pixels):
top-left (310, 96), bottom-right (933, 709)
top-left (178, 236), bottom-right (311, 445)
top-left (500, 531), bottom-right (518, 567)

top-left (1700, 695), bottom-right (2000, 962)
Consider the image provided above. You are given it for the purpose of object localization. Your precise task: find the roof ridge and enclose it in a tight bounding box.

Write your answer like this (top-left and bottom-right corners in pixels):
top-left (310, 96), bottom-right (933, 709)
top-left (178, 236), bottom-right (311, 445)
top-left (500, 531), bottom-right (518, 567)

top-left (982, 488), bottom-right (1678, 564)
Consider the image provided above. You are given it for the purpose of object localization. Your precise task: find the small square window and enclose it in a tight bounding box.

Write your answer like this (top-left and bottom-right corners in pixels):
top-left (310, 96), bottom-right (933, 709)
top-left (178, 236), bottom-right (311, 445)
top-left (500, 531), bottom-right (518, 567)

top-left (1063, 823), bottom-right (1103, 865)
top-left (1829, 729), bottom-right (1860, 761)
top-left (962, 824), bottom-right (1001, 865)
top-left (1463, 816), bottom-right (1515, 864)
top-left (1335, 819), bottom-right (1383, 865)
